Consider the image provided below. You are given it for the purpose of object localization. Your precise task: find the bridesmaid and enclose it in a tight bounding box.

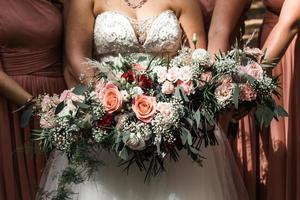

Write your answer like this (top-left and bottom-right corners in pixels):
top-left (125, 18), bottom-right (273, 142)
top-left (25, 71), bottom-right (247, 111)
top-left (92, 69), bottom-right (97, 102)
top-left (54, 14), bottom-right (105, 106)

top-left (0, 0), bottom-right (67, 199)
top-left (235, 0), bottom-right (300, 200)
top-left (201, 0), bottom-right (255, 199)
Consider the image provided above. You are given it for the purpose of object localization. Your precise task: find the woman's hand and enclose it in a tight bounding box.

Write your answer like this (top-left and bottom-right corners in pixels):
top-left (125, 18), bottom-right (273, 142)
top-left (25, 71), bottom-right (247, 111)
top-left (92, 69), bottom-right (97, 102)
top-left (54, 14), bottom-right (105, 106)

top-left (0, 71), bottom-right (32, 105)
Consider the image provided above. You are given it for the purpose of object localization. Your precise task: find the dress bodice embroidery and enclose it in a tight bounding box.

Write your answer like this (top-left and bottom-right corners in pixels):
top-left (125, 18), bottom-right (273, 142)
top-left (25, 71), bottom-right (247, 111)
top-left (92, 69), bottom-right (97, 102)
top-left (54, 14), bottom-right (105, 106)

top-left (93, 10), bottom-right (182, 57)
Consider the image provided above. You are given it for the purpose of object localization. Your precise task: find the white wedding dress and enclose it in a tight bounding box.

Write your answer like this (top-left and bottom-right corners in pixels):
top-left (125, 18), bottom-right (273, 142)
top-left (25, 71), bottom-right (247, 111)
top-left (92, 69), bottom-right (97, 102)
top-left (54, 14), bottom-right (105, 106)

top-left (38, 10), bottom-right (249, 200)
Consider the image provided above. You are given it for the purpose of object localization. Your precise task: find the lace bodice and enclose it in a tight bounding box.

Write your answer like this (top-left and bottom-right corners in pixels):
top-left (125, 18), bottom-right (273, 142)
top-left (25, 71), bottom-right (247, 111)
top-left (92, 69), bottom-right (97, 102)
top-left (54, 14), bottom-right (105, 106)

top-left (93, 10), bottom-right (182, 57)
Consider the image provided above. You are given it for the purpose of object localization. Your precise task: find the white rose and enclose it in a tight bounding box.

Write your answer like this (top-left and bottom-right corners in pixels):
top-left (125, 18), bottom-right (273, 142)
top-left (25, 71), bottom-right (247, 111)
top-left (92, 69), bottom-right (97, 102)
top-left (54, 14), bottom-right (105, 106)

top-left (126, 132), bottom-right (146, 150)
top-left (153, 66), bottom-right (168, 83)
top-left (57, 101), bottom-right (77, 118)
top-left (130, 86), bottom-right (144, 97)
top-left (179, 66), bottom-right (193, 83)
top-left (120, 90), bottom-right (130, 101)
top-left (167, 66), bottom-right (180, 83)
top-left (157, 102), bottom-right (174, 118)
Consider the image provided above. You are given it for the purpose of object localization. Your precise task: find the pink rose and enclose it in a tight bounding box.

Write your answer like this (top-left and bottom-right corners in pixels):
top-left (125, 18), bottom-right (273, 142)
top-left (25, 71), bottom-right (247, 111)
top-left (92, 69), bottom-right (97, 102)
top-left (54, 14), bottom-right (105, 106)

top-left (244, 47), bottom-right (264, 63)
top-left (240, 62), bottom-right (264, 80)
top-left (161, 81), bottom-right (175, 94)
top-left (133, 63), bottom-right (148, 71)
top-left (132, 95), bottom-right (157, 123)
top-left (157, 102), bottom-right (173, 118)
top-left (102, 82), bottom-right (123, 113)
top-left (214, 81), bottom-right (234, 104)
top-left (199, 71), bottom-right (212, 88)
top-left (95, 79), bottom-right (106, 100)
top-left (179, 66), bottom-right (193, 83)
top-left (167, 66), bottom-right (180, 83)
top-left (60, 89), bottom-right (85, 103)
top-left (220, 75), bottom-right (233, 84)
top-left (177, 80), bottom-right (193, 95)
top-left (240, 83), bottom-right (257, 101)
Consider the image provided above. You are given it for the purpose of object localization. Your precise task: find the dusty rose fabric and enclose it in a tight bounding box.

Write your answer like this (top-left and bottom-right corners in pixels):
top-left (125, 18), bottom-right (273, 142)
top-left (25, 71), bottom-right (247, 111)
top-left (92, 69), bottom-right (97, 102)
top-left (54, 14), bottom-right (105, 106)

top-left (233, 1), bottom-right (300, 200)
top-left (0, 0), bottom-right (66, 199)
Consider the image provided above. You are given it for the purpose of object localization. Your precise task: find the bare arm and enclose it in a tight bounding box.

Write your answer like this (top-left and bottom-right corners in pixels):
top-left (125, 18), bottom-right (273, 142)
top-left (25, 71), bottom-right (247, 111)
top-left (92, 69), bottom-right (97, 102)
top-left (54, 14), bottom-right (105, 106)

top-left (64, 0), bottom-right (95, 85)
top-left (207, 0), bottom-right (250, 54)
top-left (177, 0), bottom-right (207, 49)
top-left (262, 0), bottom-right (300, 60)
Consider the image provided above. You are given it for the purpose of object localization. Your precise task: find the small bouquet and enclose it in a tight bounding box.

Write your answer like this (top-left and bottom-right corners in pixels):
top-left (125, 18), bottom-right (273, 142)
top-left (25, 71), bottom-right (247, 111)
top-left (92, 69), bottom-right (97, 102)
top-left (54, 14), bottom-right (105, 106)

top-left (212, 45), bottom-right (288, 128)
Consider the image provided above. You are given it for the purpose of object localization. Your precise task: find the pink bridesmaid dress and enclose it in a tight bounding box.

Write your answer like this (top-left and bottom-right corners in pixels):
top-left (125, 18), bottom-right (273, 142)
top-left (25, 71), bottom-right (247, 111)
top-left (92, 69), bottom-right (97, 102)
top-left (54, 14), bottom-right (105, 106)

top-left (233, 0), bottom-right (300, 200)
top-left (0, 0), bottom-right (66, 199)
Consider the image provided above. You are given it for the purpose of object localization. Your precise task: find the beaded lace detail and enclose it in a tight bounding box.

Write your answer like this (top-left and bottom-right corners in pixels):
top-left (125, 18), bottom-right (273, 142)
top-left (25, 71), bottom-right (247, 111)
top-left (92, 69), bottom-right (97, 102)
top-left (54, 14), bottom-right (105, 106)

top-left (93, 10), bottom-right (182, 57)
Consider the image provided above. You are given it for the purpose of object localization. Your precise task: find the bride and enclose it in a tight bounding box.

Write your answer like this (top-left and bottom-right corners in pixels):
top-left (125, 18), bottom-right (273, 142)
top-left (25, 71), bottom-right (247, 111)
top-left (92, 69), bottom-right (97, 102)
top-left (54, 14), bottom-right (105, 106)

top-left (38, 0), bottom-right (249, 199)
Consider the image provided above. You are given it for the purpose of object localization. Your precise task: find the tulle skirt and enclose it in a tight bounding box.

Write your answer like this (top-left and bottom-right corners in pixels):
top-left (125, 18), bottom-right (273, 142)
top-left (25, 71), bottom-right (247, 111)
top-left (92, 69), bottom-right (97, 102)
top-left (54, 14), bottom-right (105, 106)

top-left (38, 126), bottom-right (249, 200)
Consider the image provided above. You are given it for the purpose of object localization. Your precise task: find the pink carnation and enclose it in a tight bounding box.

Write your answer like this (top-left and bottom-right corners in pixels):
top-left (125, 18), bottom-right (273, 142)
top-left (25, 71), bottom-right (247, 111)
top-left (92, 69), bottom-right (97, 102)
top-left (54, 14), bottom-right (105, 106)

top-left (240, 83), bottom-right (257, 101)
top-left (177, 80), bottom-right (193, 95)
top-left (41, 95), bottom-right (59, 112)
top-left (60, 89), bottom-right (85, 103)
top-left (199, 71), bottom-right (212, 88)
top-left (161, 81), bottom-right (175, 94)
top-left (40, 110), bottom-right (57, 129)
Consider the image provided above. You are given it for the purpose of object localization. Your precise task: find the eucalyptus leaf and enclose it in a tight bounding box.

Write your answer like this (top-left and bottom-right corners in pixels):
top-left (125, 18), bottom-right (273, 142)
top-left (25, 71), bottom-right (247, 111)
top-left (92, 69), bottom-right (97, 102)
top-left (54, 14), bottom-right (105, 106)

top-left (180, 133), bottom-right (187, 145)
top-left (119, 147), bottom-right (128, 160)
top-left (21, 106), bottom-right (33, 128)
top-left (55, 102), bottom-right (65, 115)
top-left (122, 133), bottom-right (130, 144)
top-left (193, 109), bottom-right (201, 129)
top-left (175, 87), bottom-right (189, 102)
top-left (187, 133), bottom-right (193, 146)
top-left (276, 106), bottom-right (288, 117)
top-left (75, 102), bottom-right (90, 109)
top-left (189, 146), bottom-right (199, 154)
top-left (72, 85), bottom-right (87, 95)
top-left (233, 84), bottom-right (240, 109)
top-left (255, 105), bottom-right (274, 127)
top-left (245, 75), bottom-right (256, 85)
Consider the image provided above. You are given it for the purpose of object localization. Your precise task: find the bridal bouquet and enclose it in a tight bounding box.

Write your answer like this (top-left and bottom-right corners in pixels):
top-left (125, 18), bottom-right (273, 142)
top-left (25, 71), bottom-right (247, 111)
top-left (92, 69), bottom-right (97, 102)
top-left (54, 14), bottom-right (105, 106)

top-left (23, 49), bottom-right (220, 198)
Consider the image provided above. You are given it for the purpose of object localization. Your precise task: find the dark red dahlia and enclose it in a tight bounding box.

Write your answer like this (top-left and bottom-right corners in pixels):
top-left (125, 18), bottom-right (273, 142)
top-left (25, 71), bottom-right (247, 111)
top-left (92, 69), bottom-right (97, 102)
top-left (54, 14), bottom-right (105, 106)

top-left (138, 74), bottom-right (152, 89)
top-left (121, 70), bottom-right (135, 82)
top-left (98, 113), bottom-right (113, 127)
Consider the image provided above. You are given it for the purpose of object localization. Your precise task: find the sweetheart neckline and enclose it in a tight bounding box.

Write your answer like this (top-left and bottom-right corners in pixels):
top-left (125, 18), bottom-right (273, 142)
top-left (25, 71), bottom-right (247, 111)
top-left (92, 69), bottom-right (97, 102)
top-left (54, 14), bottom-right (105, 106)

top-left (95, 9), bottom-right (175, 23)
top-left (95, 9), bottom-right (180, 47)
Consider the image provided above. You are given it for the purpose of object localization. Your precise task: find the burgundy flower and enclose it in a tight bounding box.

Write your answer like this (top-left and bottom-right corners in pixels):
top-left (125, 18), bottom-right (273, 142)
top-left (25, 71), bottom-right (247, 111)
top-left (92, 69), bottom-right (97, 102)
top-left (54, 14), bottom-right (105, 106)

top-left (138, 75), bottom-right (152, 89)
top-left (121, 70), bottom-right (135, 82)
top-left (98, 113), bottom-right (113, 127)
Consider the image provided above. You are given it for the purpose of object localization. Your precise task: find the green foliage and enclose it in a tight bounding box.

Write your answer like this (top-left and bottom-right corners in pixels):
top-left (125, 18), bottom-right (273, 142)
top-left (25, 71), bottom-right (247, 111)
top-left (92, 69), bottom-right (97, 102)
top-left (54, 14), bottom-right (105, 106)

top-left (21, 106), bottom-right (33, 128)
